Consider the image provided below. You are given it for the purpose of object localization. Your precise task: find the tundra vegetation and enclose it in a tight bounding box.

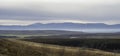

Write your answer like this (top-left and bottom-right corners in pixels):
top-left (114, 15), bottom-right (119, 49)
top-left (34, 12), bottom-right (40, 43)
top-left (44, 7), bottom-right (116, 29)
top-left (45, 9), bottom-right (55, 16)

top-left (0, 38), bottom-right (120, 56)
top-left (0, 30), bottom-right (120, 56)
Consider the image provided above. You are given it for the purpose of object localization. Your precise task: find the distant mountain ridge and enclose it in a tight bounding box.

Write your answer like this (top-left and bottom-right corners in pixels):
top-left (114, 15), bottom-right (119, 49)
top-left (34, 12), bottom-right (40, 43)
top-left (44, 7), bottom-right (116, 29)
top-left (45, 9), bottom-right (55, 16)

top-left (0, 23), bottom-right (120, 30)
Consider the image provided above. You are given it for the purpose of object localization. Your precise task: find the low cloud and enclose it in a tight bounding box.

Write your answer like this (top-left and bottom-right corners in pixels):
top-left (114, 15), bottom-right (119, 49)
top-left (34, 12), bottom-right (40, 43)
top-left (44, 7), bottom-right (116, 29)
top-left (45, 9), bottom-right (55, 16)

top-left (0, 0), bottom-right (120, 25)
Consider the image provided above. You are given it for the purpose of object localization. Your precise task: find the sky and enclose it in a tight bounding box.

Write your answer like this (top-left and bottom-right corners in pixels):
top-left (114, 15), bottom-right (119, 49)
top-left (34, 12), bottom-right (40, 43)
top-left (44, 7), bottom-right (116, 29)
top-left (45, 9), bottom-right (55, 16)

top-left (0, 0), bottom-right (120, 25)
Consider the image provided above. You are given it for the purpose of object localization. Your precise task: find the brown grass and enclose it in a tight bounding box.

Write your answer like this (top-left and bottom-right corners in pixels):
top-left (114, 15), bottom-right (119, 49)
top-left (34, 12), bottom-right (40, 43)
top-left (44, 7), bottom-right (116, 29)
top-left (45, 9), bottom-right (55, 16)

top-left (0, 39), bottom-right (120, 56)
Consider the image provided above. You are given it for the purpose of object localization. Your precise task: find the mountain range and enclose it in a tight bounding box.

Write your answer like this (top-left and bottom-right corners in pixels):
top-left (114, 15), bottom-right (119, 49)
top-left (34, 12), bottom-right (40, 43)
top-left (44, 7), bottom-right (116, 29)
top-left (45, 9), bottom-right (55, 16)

top-left (0, 23), bottom-right (120, 32)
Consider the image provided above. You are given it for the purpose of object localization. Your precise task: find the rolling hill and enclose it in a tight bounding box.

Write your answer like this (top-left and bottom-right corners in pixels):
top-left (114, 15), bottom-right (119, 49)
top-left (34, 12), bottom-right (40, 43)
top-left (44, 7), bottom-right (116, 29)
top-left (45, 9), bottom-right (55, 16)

top-left (0, 30), bottom-right (83, 36)
top-left (0, 39), bottom-right (119, 56)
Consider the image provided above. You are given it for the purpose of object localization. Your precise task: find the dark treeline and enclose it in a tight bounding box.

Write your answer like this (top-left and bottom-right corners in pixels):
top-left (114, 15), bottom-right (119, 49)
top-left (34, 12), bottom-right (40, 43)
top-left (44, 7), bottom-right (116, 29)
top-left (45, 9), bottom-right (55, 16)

top-left (0, 36), bottom-right (18, 38)
top-left (23, 38), bottom-right (120, 52)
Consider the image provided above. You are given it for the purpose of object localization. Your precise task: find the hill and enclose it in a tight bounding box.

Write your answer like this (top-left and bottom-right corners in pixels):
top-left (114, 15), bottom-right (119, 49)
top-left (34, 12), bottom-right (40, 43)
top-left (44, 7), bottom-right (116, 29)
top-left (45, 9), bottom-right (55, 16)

top-left (0, 30), bottom-right (83, 36)
top-left (0, 39), bottom-right (119, 56)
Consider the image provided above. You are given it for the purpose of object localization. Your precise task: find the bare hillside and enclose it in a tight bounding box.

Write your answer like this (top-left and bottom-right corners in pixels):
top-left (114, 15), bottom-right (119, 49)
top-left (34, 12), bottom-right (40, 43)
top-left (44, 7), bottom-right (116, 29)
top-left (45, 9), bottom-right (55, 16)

top-left (0, 39), bottom-right (119, 56)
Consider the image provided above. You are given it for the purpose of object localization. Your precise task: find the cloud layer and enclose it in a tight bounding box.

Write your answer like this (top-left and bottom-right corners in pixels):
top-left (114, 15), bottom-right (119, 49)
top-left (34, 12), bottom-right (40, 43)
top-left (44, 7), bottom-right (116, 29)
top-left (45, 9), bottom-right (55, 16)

top-left (0, 0), bottom-right (120, 25)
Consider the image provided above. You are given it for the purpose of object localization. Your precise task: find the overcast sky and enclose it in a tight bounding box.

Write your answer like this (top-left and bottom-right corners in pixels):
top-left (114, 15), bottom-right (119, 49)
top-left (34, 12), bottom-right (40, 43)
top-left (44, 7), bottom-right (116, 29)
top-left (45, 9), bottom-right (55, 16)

top-left (0, 0), bottom-right (120, 25)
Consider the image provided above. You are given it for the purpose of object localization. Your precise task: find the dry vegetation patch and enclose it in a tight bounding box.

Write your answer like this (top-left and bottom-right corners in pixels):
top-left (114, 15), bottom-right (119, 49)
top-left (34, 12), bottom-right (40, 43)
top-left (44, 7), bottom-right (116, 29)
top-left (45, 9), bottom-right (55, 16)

top-left (0, 39), bottom-right (120, 56)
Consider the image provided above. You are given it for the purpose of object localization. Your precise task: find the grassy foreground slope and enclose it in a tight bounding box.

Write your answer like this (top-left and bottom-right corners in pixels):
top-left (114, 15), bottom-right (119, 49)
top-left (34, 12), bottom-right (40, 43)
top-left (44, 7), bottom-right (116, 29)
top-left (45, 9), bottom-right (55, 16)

top-left (0, 39), bottom-right (119, 56)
